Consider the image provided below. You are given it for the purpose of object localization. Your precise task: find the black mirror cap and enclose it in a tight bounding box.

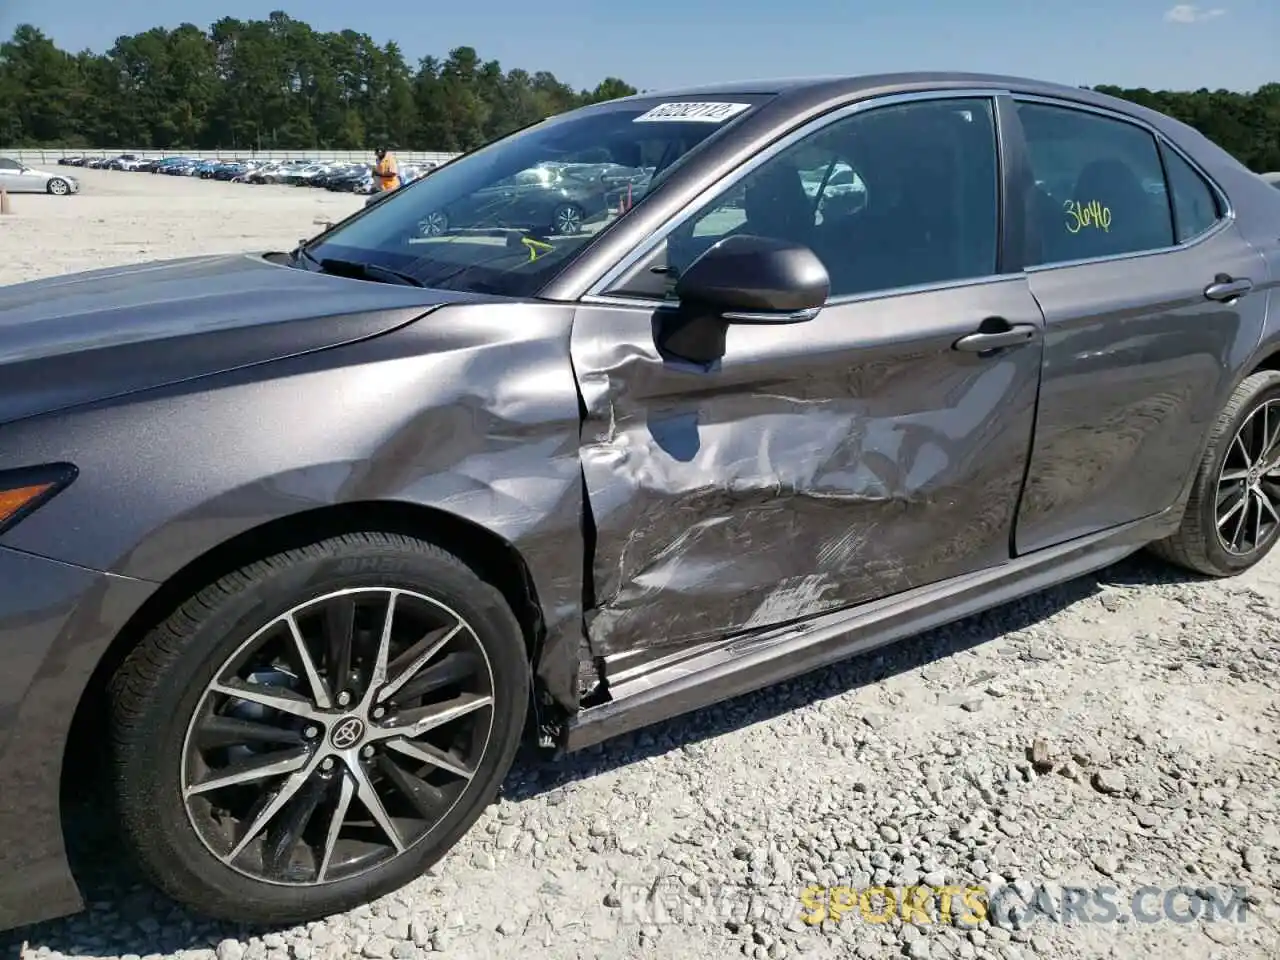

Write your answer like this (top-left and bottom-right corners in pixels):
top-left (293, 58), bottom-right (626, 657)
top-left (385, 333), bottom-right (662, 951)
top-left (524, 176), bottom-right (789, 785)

top-left (673, 234), bottom-right (830, 317)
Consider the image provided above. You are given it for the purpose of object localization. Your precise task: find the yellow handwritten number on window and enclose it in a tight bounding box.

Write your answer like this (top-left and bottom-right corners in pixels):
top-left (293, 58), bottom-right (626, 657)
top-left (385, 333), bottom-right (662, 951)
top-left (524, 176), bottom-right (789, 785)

top-left (1064, 199), bottom-right (1112, 234)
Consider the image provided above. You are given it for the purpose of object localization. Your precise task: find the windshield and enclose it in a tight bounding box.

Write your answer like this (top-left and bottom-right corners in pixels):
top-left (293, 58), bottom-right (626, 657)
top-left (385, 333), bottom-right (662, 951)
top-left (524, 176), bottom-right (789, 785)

top-left (304, 94), bottom-right (773, 297)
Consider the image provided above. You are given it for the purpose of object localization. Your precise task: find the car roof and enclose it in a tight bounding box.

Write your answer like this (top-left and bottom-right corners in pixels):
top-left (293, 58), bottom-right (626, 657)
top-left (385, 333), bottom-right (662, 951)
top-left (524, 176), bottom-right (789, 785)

top-left (604, 71), bottom-right (1233, 168)
top-left (608, 72), bottom-right (1210, 135)
top-left (615, 71), bottom-right (1100, 100)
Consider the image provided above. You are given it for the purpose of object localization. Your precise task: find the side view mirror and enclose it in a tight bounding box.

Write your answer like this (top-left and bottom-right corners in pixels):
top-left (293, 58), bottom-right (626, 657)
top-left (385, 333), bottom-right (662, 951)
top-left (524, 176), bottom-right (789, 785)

top-left (656, 234), bottom-right (829, 366)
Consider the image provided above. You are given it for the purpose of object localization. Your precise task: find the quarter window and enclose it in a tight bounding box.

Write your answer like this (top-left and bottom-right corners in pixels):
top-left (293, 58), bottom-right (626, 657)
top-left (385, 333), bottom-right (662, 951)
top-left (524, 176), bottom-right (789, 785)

top-left (1016, 101), bottom-right (1174, 266)
top-left (656, 97), bottom-right (1002, 300)
top-left (1159, 141), bottom-right (1222, 242)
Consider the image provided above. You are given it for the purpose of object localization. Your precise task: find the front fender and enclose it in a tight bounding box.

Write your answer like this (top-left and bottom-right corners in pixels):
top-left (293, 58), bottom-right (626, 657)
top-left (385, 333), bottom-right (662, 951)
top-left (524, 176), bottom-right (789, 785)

top-left (0, 301), bottom-right (587, 707)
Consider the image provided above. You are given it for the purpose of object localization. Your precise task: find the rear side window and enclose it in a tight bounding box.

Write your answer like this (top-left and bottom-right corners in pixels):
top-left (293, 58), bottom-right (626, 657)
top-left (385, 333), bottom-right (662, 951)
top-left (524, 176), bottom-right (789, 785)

top-left (1159, 141), bottom-right (1222, 242)
top-left (1016, 101), bottom-right (1175, 266)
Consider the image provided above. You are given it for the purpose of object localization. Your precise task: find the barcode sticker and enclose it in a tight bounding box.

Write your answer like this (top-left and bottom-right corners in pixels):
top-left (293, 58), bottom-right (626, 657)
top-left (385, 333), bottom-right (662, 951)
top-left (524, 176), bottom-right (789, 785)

top-left (633, 102), bottom-right (752, 123)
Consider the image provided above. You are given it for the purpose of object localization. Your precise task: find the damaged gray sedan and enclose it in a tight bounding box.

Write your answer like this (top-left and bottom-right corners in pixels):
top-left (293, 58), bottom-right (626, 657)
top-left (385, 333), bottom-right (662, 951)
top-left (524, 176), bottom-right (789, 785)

top-left (3, 72), bottom-right (1280, 931)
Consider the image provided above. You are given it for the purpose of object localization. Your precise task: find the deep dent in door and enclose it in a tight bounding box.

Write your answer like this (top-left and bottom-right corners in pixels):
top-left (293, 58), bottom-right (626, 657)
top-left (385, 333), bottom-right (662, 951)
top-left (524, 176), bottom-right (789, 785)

top-left (572, 301), bottom-right (1042, 661)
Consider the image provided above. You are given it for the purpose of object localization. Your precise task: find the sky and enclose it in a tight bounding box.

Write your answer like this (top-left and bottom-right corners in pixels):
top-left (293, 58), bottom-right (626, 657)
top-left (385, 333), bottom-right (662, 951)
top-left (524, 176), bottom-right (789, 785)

top-left (2, 0), bottom-right (1275, 94)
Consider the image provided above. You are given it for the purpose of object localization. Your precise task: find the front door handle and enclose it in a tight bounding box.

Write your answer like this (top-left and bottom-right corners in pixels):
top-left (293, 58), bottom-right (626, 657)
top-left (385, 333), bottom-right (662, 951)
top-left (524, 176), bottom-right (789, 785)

top-left (953, 323), bottom-right (1038, 354)
top-left (1204, 276), bottom-right (1253, 302)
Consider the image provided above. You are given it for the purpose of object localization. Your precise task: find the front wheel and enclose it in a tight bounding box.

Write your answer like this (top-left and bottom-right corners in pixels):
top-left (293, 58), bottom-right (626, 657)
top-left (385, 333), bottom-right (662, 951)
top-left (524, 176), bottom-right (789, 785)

top-left (106, 532), bottom-right (529, 925)
top-left (549, 203), bottom-right (583, 235)
top-left (1150, 369), bottom-right (1280, 575)
top-left (47, 177), bottom-right (70, 196)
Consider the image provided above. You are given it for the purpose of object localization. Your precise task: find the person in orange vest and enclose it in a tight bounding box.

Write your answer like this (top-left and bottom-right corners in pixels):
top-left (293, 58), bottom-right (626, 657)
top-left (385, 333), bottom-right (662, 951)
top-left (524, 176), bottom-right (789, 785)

top-left (373, 146), bottom-right (400, 192)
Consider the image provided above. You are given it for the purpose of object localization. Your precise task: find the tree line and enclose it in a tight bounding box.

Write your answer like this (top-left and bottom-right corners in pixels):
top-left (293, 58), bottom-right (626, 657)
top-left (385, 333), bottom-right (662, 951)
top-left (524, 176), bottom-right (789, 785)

top-left (0, 13), bottom-right (1276, 171)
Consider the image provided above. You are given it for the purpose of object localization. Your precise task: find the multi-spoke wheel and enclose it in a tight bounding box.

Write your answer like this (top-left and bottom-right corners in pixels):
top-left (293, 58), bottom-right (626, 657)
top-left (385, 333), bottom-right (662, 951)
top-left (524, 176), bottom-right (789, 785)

top-left (549, 203), bottom-right (583, 235)
top-left (418, 211), bottom-right (448, 237)
top-left (1214, 399), bottom-right (1280, 556)
top-left (107, 533), bottom-right (529, 925)
top-left (1151, 370), bottom-right (1280, 575)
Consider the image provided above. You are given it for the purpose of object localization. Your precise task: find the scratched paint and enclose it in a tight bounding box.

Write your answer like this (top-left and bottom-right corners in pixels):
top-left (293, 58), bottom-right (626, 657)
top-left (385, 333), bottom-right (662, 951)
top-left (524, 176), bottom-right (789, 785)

top-left (571, 282), bottom-right (1045, 658)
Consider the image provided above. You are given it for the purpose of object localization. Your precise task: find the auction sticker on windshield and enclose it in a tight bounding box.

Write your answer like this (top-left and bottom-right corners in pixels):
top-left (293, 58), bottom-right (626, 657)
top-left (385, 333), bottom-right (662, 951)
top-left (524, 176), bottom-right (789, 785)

top-left (633, 102), bottom-right (752, 123)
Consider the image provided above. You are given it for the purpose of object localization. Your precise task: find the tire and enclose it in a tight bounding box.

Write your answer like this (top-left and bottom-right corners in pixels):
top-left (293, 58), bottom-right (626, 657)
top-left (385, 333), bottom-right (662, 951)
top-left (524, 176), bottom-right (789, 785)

top-left (1149, 369), bottom-right (1280, 575)
top-left (550, 203), bottom-right (583, 235)
top-left (47, 177), bottom-right (70, 196)
top-left (106, 532), bottom-right (529, 925)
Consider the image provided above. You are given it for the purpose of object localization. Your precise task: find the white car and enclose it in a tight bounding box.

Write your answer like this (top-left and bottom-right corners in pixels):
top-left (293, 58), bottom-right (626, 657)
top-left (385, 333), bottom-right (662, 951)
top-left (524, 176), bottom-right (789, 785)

top-left (0, 157), bottom-right (79, 195)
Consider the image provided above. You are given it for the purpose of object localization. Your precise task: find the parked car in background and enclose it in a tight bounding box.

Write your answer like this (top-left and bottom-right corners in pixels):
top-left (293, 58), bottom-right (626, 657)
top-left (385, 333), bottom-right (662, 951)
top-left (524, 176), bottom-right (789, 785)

top-left (410, 161), bottom-right (643, 237)
top-left (283, 163), bottom-right (331, 186)
top-left (0, 156), bottom-right (78, 194)
top-left (246, 163), bottom-right (287, 184)
top-left (152, 157), bottom-right (196, 174)
top-left (107, 154), bottom-right (152, 171)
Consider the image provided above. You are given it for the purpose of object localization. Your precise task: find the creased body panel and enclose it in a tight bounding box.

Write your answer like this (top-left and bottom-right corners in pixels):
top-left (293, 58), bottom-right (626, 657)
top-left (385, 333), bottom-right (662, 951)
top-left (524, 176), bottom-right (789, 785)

top-left (0, 302), bottom-right (587, 708)
top-left (572, 278), bottom-right (1045, 659)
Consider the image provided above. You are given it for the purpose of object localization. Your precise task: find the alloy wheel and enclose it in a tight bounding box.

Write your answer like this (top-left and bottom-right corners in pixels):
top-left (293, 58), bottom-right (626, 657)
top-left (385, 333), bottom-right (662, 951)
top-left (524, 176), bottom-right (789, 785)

top-left (552, 204), bottom-right (582, 235)
top-left (180, 587), bottom-right (495, 886)
top-left (418, 212), bottom-right (448, 237)
top-left (49, 178), bottom-right (69, 196)
top-left (1216, 398), bottom-right (1280, 556)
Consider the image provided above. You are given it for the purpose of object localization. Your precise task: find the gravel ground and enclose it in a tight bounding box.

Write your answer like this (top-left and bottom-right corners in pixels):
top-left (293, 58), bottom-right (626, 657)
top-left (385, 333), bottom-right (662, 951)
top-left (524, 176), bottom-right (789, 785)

top-left (3, 167), bottom-right (1279, 960)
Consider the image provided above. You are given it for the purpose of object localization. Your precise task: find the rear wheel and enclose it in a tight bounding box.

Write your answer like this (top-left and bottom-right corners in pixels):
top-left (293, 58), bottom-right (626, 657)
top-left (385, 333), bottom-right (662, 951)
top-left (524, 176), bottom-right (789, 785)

top-left (1150, 370), bottom-right (1280, 575)
top-left (47, 177), bottom-right (70, 196)
top-left (107, 532), bottom-right (529, 925)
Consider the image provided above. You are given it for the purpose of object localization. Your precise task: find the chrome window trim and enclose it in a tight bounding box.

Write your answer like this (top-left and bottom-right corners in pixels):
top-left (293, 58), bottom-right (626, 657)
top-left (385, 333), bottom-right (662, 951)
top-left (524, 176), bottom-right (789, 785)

top-left (580, 271), bottom-right (1031, 313)
top-left (1011, 93), bottom-right (1235, 274)
top-left (582, 87), bottom-right (1011, 302)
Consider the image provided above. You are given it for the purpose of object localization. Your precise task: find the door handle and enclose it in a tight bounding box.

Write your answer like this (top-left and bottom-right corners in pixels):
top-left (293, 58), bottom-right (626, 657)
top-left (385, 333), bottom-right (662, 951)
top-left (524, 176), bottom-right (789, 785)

top-left (953, 322), bottom-right (1038, 354)
top-left (1204, 276), bottom-right (1253, 302)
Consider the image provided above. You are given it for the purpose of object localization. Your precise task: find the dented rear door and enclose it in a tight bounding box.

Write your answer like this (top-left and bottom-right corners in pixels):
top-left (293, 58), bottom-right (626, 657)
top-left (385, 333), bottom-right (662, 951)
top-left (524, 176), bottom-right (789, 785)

top-left (571, 276), bottom-right (1046, 660)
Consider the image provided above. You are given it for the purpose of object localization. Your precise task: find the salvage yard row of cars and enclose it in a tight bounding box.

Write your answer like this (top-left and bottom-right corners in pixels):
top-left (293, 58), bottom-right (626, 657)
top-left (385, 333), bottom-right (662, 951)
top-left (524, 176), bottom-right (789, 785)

top-left (55, 153), bottom-right (438, 194)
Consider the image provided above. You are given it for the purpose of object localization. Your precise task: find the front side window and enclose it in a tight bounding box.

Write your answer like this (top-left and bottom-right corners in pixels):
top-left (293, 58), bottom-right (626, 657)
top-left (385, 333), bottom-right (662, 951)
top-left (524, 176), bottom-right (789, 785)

top-left (1017, 101), bottom-right (1175, 266)
top-left (651, 97), bottom-right (1001, 300)
top-left (304, 95), bottom-right (772, 297)
top-left (1159, 141), bottom-right (1222, 242)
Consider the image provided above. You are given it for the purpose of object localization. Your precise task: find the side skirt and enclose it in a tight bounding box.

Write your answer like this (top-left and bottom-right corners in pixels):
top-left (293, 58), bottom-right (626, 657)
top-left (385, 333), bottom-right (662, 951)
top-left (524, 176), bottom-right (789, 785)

top-left (560, 510), bottom-right (1172, 753)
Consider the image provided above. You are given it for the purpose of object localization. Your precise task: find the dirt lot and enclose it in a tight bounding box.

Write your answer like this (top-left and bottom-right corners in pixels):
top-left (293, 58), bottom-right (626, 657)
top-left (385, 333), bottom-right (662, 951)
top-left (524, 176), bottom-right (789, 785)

top-left (0, 166), bottom-right (364, 284)
top-left (4, 165), bottom-right (1280, 960)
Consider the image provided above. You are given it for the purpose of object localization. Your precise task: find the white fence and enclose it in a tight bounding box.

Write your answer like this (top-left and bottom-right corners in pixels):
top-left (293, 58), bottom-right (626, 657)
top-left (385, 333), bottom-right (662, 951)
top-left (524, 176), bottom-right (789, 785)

top-left (4, 148), bottom-right (462, 166)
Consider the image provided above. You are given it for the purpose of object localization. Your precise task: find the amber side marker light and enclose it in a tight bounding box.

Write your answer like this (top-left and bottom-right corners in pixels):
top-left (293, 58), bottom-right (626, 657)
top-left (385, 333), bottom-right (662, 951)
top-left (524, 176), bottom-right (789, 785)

top-left (0, 464), bottom-right (78, 535)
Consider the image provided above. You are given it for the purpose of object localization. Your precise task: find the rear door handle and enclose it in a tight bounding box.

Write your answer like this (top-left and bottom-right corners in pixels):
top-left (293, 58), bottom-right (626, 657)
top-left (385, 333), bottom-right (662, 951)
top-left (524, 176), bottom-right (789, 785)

top-left (1204, 276), bottom-right (1253, 302)
top-left (953, 323), bottom-right (1038, 354)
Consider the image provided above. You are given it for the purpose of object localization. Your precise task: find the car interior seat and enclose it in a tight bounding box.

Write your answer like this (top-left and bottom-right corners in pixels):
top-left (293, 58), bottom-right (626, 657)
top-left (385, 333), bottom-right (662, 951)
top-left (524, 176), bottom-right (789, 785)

top-left (1066, 158), bottom-right (1170, 258)
top-left (811, 111), bottom-right (968, 296)
top-left (741, 161), bottom-right (817, 246)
